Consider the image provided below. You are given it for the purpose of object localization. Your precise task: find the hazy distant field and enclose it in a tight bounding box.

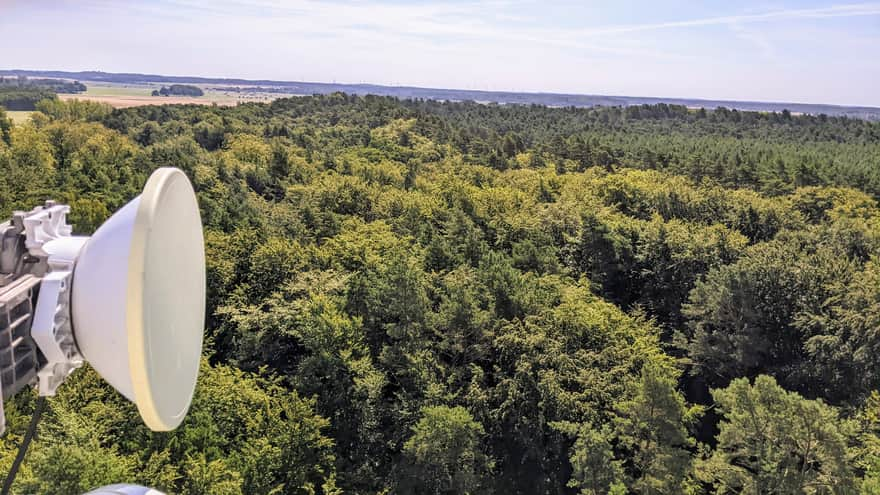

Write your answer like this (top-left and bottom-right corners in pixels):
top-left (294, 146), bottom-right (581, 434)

top-left (57, 82), bottom-right (278, 108)
top-left (7, 111), bottom-right (32, 124)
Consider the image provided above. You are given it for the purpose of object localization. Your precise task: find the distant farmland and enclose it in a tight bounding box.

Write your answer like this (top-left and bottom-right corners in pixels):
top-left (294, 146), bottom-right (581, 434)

top-left (48, 82), bottom-right (278, 109)
top-left (55, 83), bottom-right (234, 108)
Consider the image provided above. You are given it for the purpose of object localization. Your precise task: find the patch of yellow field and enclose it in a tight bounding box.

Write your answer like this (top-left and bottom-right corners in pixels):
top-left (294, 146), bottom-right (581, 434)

top-left (6, 111), bottom-right (32, 125)
top-left (58, 93), bottom-right (235, 108)
top-left (84, 84), bottom-right (153, 97)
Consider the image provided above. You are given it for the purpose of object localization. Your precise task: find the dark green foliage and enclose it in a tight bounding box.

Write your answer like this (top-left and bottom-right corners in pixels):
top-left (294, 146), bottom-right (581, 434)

top-left (567, 424), bottom-right (625, 495)
top-left (0, 107), bottom-right (11, 145)
top-left (153, 84), bottom-right (205, 97)
top-left (698, 376), bottom-right (855, 493)
top-left (613, 365), bottom-right (699, 494)
top-left (398, 405), bottom-right (493, 494)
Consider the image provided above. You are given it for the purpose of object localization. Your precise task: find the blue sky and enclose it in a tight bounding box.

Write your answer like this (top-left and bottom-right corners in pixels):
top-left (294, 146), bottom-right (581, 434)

top-left (2, 0), bottom-right (879, 106)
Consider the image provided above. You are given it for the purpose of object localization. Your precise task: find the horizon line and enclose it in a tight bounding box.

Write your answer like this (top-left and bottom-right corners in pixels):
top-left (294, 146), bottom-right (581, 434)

top-left (3, 67), bottom-right (880, 112)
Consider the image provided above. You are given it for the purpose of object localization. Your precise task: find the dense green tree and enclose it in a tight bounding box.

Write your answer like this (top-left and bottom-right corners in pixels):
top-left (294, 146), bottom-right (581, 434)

top-left (0, 106), bottom-right (11, 145)
top-left (699, 375), bottom-right (856, 494)
top-left (398, 405), bottom-right (493, 494)
top-left (566, 424), bottom-right (626, 495)
top-left (614, 365), bottom-right (699, 494)
top-left (683, 235), bottom-right (856, 395)
top-left (36, 98), bottom-right (112, 122)
top-left (0, 124), bottom-right (57, 211)
top-left (796, 258), bottom-right (880, 402)
top-left (4, 361), bottom-right (337, 495)
top-left (858, 392), bottom-right (880, 494)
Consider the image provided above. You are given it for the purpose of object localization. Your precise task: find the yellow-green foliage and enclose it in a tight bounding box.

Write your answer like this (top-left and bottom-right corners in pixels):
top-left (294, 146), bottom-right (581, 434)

top-left (3, 362), bottom-right (336, 495)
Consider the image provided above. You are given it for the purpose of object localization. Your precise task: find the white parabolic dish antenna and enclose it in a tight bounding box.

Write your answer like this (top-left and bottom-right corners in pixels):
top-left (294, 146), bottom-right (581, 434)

top-left (72, 168), bottom-right (206, 430)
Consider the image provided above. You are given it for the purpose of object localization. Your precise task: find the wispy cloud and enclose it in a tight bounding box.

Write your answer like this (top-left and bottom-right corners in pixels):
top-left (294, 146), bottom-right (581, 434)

top-left (565, 3), bottom-right (880, 37)
top-left (125, 0), bottom-right (880, 63)
top-left (728, 21), bottom-right (776, 60)
top-left (58, 0), bottom-right (880, 53)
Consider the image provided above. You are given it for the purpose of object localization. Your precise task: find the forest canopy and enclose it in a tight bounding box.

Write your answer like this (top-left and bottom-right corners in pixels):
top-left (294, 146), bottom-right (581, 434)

top-left (0, 96), bottom-right (879, 494)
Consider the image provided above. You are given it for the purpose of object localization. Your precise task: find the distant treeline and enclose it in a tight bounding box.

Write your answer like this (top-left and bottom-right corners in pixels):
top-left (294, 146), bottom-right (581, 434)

top-left (0, 77), bottom-right (86, 111)
top-left (216, 85), bottom-right (304, 94)
top-left (0, 76), bottom-right (86, 94)
top-left (151, 84), bottom-right (204, 97)
top-left (0, 87), bottom-right (56, 111)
